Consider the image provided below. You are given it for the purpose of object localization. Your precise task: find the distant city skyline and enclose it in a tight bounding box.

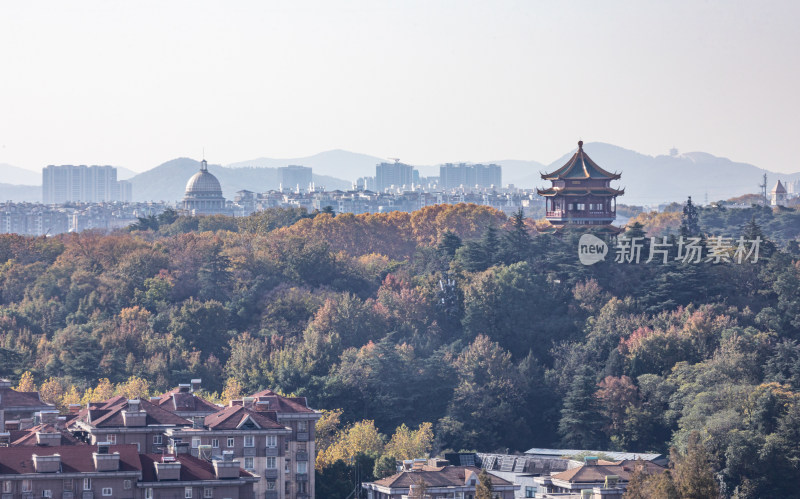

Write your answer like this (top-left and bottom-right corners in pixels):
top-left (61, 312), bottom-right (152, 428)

top-left (1, 1), bottom-right (798, 174)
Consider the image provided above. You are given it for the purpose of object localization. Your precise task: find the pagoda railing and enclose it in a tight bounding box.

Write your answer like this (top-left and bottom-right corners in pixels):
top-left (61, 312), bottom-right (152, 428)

top-left (547, 210), bottom-right (615, 218)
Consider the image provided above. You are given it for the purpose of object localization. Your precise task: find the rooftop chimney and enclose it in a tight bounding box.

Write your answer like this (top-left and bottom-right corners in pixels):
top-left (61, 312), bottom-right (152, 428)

top-left (192, 417), bottom-right (204, 429)
top-left (155, 457), bottom-right (181, 480)
top-left (35, 432), bottom-right (62, 446)
top-left (0, 379), bottom-right (10, 388)
top-left (150, 397), bottom-right (161, 403)
top-left (33, 453), bottom-right (61, 473)
top-left (255, 401), bottom-right (270, 412)
top-left (190, 379), bottom-right (202, 393)
top-left (178, 384), bottom-right (191, 393)
top-left (93, 448), bottom-right (120, 472)
top-left (242, 397), bottom-right (255, 409)
top-left (68, 404), bottom-right (81, 414)
top-left (38, 410), bottom-right (59, 425)
top-left (122, 400), bottom-right (146, 427)
top-left (213, 457), bottom-right (241, 479)
top-left (584, 456), bottom-right (599, 466)
top-left (230, 400), bottom-right (243, 407)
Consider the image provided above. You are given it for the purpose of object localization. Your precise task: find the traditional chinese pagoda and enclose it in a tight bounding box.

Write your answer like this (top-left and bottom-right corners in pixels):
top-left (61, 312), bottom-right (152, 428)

top-left (537, 141), bottom-right (624, 232)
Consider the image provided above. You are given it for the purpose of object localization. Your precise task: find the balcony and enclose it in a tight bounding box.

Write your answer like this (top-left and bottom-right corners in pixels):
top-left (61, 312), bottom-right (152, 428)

top-left (243, 447), bottom-right (256, 456)
top-left (265, 446), bottom-right (279, 457)
top-left (296, 432), bottom-right (309, 441)
top-left (82, 493), bottom-right (94, 499)
top-left (296, 451), bottom-right (308, 461)
top-left (296, 473), bottom-right (308, 481)
top-left (265, 492), bottom-right (278, 499)
top-left (63, 494), bottom-right (74, 499)
top-left (264, 468), bottom-right (279, 479)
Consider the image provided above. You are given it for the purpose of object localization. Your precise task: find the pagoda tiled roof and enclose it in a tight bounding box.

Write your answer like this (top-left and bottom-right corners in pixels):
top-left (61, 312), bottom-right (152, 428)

top-left (541, 141), bottom-right (621, 180)
top-left (537, 186), bottom-right (625, 197)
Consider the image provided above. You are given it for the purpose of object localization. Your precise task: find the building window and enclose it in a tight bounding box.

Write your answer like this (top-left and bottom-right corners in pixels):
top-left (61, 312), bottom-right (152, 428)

top-left (297, 442), bottom-right (307, 452)
top-left (297, 481), bottom-right (307, 494)
top-left (107, 434), bottom-right (117, 444)
top-left (2, 481), bottom-right (12, 494)
top-left (284, 439), bottom-right (289, 451)
top-left (297, 420), bottom-right (308, 432)
top-left (192, 438), bottom-right (201, 448)
top-left (153, 434), bottom-right (163, 445)
top-left (525, 486), bottom-right (537, 498)
top-left (124, 480), bottom-right (132, 490)
top-left (266, 435), bottom-right (277, 448)
top-left (203, 487), bottom-right (213, 498)
top-left (227, 437), bottom-right (235, 448)
top-left (297, 462), bottom-right (308, 474)
top-left (212, 438), bottom-right (219, 448)
top-left (244, 457), bottom-right (254, 470)
top-left (285, 461), bottom-right (290, 474)
top-left (244, 435), bottom-right (254, 447)
top-left (63, 479), bottom-right (73, 491)
top-left (83, 478), bottom-right (92, 491)
top-left (145, 488), bottom-right (153, 499)
top-left (266, 456), bottom-right (277, 469)
top-left (102, 488), bottom-right (113, 496)
top-left (42, 490), bottom-right (53, 498)
top-left (185, 486), bottom-right (193, 498)
top-left (22, 480), bottom-right (33, 492)
top-left (285, 482), bottom-right (291, 493)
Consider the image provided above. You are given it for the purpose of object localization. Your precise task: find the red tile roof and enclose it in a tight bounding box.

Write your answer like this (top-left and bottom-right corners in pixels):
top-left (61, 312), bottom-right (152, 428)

top-left (154, 388), bottom-right (221, 414)
top-left (9, 424), bottom-right (81, 446)
top-left (0, 387), bottom-right (53, 409)
top-left (0, 444), bottom-right (142, 475)
top-left (373, 466), bottom-right (512, 489)
top-left (139, 454), bottom-right (254, 482)
top-left (74, 398), bottom-right (191, 428)
top-left (203, 405), bottom-right (286, 431)
top-left (249, 389), bottom-right (315, 414)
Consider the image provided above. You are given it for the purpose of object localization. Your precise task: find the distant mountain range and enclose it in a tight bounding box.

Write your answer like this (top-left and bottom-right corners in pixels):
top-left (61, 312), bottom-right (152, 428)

top-left (1, 145), bottom-right (798, 205)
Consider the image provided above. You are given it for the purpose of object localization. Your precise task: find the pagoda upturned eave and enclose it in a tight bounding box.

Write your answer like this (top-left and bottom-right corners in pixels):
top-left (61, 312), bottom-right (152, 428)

top-left (540, 141), bottom-right (621, 181)
top-left (536, 186), bottom-right (625, 197)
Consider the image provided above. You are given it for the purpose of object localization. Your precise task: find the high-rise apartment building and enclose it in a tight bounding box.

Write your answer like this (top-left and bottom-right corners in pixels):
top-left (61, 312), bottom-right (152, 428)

top-left (439, 163), bottom-right (502, 191)
top-left (278, 165), bottom-right (313, 192)
top-left (42, 165), bottom-right (130, 204)
top-left (375, 161), bottom-right (414, 192)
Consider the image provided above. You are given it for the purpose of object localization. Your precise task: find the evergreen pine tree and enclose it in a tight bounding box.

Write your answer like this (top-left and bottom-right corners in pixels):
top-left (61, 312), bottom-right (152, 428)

top-left (680, 196), bottom-right (701, 237)
top-left (558, 364), bottom-right (603, 448)
top-left (502, 208), bottom-right (533, 263)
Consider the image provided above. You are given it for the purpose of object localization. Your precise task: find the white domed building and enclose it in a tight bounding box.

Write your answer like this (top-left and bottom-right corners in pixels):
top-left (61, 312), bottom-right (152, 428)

top-left (182, 159), bottom-right (229, 215)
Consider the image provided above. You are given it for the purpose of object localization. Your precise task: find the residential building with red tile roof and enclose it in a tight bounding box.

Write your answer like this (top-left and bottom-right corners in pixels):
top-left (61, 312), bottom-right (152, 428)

top-left (533, 457), bottom-right (665, 496)
top-left (362, 463), bottom-right (518, 499)
top-left (248, 390), bottom-right (322, 499)
top-left (165, 402), bottom-right (292, 499)
top-left (0, 379), bottom-right (56, 429)
top-left (69, 397), bottom-right (192, 454)
top-left (0, 443), bottom-right (258, 499)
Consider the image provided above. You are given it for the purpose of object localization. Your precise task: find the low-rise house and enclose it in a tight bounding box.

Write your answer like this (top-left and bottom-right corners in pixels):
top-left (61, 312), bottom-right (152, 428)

top-left (138, 452), bottom-right (258, 499)
top-left (164, 402), bottom-right (291, 499)
top-left (362, 462), bottom-right (519, 499)
top-left (533, 457), bottom-right (665, 497)
top-left (70, 397), bottom-right (192, 453)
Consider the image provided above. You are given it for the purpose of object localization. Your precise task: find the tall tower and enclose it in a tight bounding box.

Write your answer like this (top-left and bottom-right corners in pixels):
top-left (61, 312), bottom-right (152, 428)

top-left (537, 141), bottom-right (624, 232)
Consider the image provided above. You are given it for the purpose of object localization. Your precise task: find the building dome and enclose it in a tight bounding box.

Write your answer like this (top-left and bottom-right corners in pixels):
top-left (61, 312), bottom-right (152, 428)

top-left (185, 169), bottom-right (223, 196)
top-left (182, 159), bottom-right (228, 215)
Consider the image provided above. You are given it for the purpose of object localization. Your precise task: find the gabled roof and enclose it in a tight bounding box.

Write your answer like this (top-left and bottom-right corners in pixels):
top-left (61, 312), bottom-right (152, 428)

top-left (0, 444), bottom-right (142, 475)
top-left (373, 466), bottom-right (512, 489)
top-left (74, 398), bottom-right (191, 428)
top-left (154, 388), bottom-right (221, 414)
top-left (139, 454), bottom-right (255, 482)
top-left (9, 424), bottom-right (81, 446)
top-left (541, 141), bottom-right (621, 181)
top-left (551, 460), bottom-right (665, 484)
top-left (203, 405), bottom-right (286, 431)
top-left (0, 386), bottom-right (54, 410)
top-left (250, 389), bottom-right (315, 414)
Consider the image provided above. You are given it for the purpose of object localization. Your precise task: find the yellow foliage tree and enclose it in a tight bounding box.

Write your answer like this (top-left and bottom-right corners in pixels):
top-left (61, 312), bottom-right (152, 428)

top-left (315, 408), bottom-right (343, 453)
top-left (115, 376), bottom-right (151, 400)
top-left (316, 420), bottom-right (385, 470)
top-left (16, 371), bottom-right (36, 392)
top-left (61, 385), bottom-right (83, 410)
top-left (385, 422), bottom-right (434, 461)
top-left (220, 378), bottom-right (244, 405)
top-left (81, 378), bottom-right (115, 406)
top-left (38, 377), bottom-right (65, 407)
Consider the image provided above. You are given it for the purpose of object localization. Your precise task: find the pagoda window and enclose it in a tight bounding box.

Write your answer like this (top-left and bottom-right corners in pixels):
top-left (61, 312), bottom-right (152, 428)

top-left (576, 203), bottom-right (585, 211)
top-left (567, 203), bottom-right (574, 211)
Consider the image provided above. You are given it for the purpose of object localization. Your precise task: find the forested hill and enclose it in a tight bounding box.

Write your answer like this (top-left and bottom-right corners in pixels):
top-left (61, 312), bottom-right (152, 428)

top-left (2, 203), bottom-right (800, 497)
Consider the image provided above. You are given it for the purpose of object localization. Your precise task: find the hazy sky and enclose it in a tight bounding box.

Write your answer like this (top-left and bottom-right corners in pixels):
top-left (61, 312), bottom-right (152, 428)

top-left (1, 0), bottom-right (798, 173)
